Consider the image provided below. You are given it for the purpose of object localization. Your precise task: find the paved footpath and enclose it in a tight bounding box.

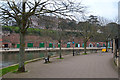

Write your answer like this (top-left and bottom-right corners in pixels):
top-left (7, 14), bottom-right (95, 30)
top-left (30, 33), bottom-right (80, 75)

top-left (3, 53), bottom-right (118, 78)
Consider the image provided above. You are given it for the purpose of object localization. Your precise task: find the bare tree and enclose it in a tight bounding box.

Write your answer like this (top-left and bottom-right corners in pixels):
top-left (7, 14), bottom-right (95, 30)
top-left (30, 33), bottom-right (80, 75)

top-left (0, 0), bottom-right (85, 72)
top-left (97, 16), bottom-right (110, 26)
top-left (77, 15), bottom-right (98, 54)
top-left (37, 15), bottom-right (57, 29)
top-left (57, 18), bottom-right (68, 58)
top-left (43, 30), bottom-right (53, 63)
top-left (98, 16), bottom-right (118, 52)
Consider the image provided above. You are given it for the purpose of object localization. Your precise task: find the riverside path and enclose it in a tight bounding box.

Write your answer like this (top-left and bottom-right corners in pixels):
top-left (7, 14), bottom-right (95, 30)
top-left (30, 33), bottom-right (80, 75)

top-left (3, 52), bottom-right (118, 78)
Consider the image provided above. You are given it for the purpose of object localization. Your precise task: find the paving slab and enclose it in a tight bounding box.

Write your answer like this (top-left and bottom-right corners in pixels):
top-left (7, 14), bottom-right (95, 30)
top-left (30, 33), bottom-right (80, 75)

top-left (2, 53), bottom-right (118, 78)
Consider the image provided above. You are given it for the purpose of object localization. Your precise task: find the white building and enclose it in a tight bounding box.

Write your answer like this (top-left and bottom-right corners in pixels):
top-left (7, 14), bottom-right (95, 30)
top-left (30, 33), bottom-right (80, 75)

top-left (118, 1), bottom-right (120, 24)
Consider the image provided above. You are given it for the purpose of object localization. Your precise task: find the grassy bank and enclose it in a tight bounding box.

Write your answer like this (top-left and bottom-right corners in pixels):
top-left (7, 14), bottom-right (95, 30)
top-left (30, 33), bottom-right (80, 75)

top-left (82, 53), bottom-right (88, 55)
top-left (0, 57), bottom-right (43, 77)
top-left (0, 64), bottom-right (19, 76)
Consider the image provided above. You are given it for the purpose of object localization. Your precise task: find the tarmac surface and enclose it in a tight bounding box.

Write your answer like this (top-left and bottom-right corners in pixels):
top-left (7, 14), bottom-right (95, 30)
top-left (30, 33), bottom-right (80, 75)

top-left (3, 52), bottom-right (118, 78)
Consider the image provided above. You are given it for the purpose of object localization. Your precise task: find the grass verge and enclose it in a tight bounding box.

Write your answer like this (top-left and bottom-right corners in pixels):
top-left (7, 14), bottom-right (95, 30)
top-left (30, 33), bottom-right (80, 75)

top-left (0, 64), bottom-right (19, 76)
top-left (82, 53), bottom-right (88, 55)
top-left (0, 57), bottom-right (43, 77)
top-left (12, 70), bottom-right (28, 73)
top-left (56, 58), bottom-right (64, 59)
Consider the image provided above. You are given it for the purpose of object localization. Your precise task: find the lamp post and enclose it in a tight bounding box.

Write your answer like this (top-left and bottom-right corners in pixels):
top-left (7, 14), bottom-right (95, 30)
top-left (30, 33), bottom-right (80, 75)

top-left (73, 37), bottom-right (75, 56)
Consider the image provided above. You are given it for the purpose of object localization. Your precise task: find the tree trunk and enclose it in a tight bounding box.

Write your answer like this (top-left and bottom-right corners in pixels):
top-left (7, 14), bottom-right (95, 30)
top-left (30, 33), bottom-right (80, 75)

top-left (113, 39), bottom-right (116, 58)
top-left (84, 41), bottom-right (87, 54)
top-left (59, 41), bottom-right (62, 59)
top-left (18, 32), bottom-right (25, 72)
top-left (111, 40), bottom-right (113, 53)
top-left (106, 41), bottom-right (108, 52)
top-left (45, 41), bottom-right (48, 63)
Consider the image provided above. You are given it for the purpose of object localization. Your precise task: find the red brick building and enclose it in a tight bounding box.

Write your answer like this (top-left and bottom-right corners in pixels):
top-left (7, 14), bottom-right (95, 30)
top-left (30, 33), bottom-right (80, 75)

top-left (1, 33), bottom-right (110, 48)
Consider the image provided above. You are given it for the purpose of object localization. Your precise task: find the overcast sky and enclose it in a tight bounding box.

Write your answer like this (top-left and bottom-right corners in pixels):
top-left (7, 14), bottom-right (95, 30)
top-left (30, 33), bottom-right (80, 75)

top-left (81, 0), bottom-right (119, 20)
top-left (0, 0), bottom-right (119, 21)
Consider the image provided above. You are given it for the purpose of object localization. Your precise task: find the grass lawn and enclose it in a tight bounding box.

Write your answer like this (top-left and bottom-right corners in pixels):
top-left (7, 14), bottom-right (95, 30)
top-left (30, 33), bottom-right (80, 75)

top-left (82, 53), bottom-right (88, 55)
top-left (0, 64), bottom-right (19, 76)
top-left (56, 58), bottom-right (64, 59)
top-left (0, 57), bottom-right (43, 77)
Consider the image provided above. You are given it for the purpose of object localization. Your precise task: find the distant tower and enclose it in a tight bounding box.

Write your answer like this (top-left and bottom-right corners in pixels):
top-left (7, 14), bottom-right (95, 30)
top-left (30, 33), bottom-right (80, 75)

top-left (118, 1), bottom-right (120, 24)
